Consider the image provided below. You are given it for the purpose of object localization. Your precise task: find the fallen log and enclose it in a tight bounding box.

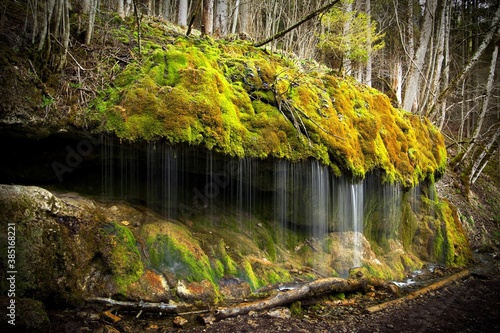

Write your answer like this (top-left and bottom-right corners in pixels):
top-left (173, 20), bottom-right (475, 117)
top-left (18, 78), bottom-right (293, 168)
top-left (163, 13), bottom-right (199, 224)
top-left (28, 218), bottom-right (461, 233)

top-left (365, 269), bottom-right (471, 313)
top-left (201, 277), bottom-right (375, 324)
top-left (86, 297), bottom-right (179, 314)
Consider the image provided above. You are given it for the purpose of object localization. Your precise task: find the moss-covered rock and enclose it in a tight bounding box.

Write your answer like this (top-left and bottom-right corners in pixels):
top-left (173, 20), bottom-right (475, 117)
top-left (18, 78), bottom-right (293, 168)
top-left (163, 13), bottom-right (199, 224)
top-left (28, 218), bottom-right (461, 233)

top-left (90, 18), bottom-right (446, 186)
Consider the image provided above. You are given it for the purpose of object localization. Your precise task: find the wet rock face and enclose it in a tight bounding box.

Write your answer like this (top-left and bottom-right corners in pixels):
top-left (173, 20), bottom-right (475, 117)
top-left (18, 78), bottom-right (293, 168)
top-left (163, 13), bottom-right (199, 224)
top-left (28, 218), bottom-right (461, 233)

top-left (0, 184), bottom-right (103, 304)
top-left (0, 180), bottom-right (471, 311)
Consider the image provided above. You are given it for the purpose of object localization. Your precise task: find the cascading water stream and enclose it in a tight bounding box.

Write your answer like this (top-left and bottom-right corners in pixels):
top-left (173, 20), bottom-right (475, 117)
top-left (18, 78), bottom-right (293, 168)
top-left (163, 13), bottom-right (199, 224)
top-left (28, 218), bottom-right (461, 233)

top-left (99, 140), bottom-right (418, 276)
top-left (351, 183), bottom-right (364, 268)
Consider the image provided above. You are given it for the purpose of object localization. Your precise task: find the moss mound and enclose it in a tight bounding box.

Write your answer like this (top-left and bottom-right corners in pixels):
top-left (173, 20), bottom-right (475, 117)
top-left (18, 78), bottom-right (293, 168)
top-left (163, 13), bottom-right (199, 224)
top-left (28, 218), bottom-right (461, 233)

top-left (91, 17), bottom-right (445, 186)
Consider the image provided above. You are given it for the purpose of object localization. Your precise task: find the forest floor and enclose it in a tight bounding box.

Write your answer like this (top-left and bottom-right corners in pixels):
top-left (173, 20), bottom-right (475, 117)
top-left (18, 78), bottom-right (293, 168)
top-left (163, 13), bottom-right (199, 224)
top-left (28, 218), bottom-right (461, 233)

top-left (49, 252), bottom-right (499, 333)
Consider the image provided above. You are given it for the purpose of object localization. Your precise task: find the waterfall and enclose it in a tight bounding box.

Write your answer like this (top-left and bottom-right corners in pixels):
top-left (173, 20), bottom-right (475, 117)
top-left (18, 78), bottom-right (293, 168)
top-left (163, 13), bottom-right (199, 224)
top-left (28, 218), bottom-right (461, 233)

top-left (351, 183), bottom-right (364, 267)
top-left (274, 159), bottom-right (289, 236)
top-left (99, 140), bottom-right (418, 275)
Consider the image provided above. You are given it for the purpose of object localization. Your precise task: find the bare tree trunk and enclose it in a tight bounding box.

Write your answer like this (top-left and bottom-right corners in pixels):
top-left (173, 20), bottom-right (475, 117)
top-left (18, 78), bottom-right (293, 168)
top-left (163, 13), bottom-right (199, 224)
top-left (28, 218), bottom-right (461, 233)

top-left (365, 0), bottom-right (372, 86)
top-left (38, 0), bottom-right (55, 52)
top-left (422, 0), bottom-right (448, 116)
top-left (202, 0), bottom-right (214, 35)
top-left (458, 44), bottom-right (498, 168)
top-left (202, 276), bottom-right (388, 323)
top-left (343, 0), bottom-right (353, 75)
top-left (214, 0), bottom-right (228, 36)
top-left (428, 5), bottom-right (500, 117)
top-left (117, 0), bottom-right (125, 18)
top-left (470, 129), bottom-right (500, 185)
top-left (186, 0), bottom-right (202, 36)
top-left (132, 0), bottom-right (142, 56)
top-left (402, 0), bottom-right (437, 113)
top-left (231, 0), bottom-right (240, 34)
top-left (437, 2), bottom-right (451, 130)
top-left (406, 0), bottom-right (414, 60)
top-left (85, 0), bottom-right (98, 45)
top-left (238, 0), bottom-right (248, 33)
top-left (392, 60), bottom-right (403, 106)
top-left (178, 0), bottom-right (188, 26)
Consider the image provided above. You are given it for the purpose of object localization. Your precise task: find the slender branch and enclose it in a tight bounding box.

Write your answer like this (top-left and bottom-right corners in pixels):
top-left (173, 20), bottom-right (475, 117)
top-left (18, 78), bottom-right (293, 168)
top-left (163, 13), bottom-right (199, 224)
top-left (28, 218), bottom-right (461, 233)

top-left (86, 297), bottom-right (179, 313)
top-left (254, 0), bottom-right (341, 48)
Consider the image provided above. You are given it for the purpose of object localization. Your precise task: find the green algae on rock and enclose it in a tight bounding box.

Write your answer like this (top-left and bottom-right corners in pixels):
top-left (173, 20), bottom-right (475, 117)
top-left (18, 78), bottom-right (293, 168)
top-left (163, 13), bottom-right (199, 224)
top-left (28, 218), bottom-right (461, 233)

top-left (91, 18), bottom-right (445, 186)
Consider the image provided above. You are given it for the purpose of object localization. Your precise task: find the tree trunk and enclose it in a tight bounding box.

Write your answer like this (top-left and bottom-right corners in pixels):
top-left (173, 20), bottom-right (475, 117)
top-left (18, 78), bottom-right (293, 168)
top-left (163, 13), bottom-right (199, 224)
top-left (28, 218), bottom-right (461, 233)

top-left (459, 44), bottom-right (498, 168)
top-left (178, 0), bottom-right (188, 26)
top-left (117, 0), bottom-right (125, 18)
top-left (201, 275), bottom-right (390, 323)
top-left (87, 297), bottom-right (179, 313)
top-left (214, 0), bottom-right (228, 36)
top-left (186, 0), bottom-right (202, 36)
top-left (365, 0), bottom-right (372, 86)
top-left (238, 0), bottom-right (249, 33)
top-left (422, 0), bottom-right (448, 116)
top-left (437, 2), bottom-right (451, 130)
top-left (85, 0), bottom-right (98, 45)
top-left (406, 0), bottom-right (414, 60)
top-left (132, 0), bottom-right (141, 56)
top-left (343, 0), bottom-right (353, 75)
top-left (402, 0), bottom-right (437, 113)
top-left (428, 5), bottom-right (500, 117)
top-left (202, 0), bottom-right (214, 35)
top-left (160, 0), bottom-right (171, 20)
top-left (392, 60), bottom-right (403, 105)
top-left (366, 269), bottom-right (470, 313)
top-left (470, 129), bottom-right (500, 185)
top-left (231, 0), bottom-right (240, 34)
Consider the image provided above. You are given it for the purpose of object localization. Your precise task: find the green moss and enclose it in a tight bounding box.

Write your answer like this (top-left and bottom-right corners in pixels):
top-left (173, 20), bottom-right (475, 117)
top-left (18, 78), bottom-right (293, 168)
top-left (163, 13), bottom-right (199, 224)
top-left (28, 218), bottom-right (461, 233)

top-left (143, 223), bottom-right (217, 284)
top-left (101, 222), bottom-right (144, 290)
top-left (241, 259), bottom-right (260, 290)
top-left (90, 17), bottom-right (446, 184)
top-left (215, 239), bottom-right (238, 276)
top-left (290, 301), bottom-right (302, 316)
top-left (434, 200), bottom-right (472, 267)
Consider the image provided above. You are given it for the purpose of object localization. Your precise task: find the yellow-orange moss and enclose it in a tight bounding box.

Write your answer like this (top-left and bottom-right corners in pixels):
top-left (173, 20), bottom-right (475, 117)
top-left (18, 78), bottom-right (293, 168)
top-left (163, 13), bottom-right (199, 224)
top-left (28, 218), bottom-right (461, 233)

top-left (92, 18), bottom-right (446, 184)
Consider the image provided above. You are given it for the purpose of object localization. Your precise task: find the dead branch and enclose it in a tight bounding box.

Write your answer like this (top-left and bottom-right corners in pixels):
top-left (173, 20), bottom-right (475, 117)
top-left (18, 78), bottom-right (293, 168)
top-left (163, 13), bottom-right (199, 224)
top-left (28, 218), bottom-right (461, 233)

top-left (86, 297), bottom-right (179, 313)
top-left (201, 276), bottom-right (387, 324)
top-left (254, 0), bottom-right (341, 48)
top-left (365, 269), bottom-right (470, 313)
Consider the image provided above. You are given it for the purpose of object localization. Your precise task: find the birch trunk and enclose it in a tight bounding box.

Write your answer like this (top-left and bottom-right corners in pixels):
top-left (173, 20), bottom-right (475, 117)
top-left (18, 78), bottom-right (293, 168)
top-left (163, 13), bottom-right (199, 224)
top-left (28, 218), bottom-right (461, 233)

top-left (238, 0), bottom-right (248, 33)
top-left (178, 0), bottom-right (188, 26)
top-left (402, 0), bottom-right (437, 113)
top-left (392, 60), bottom-right (403, 106)
top-left (231, 0), bottom-right (240, 34)
top-left (202, 0), bottom-right (214, 35)
top-left (214, 0), bottom-right (228, 36)
top-left (422, 0), bottom-right (448, 116)
top-left (85, 0), bottom-right (98, 44)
